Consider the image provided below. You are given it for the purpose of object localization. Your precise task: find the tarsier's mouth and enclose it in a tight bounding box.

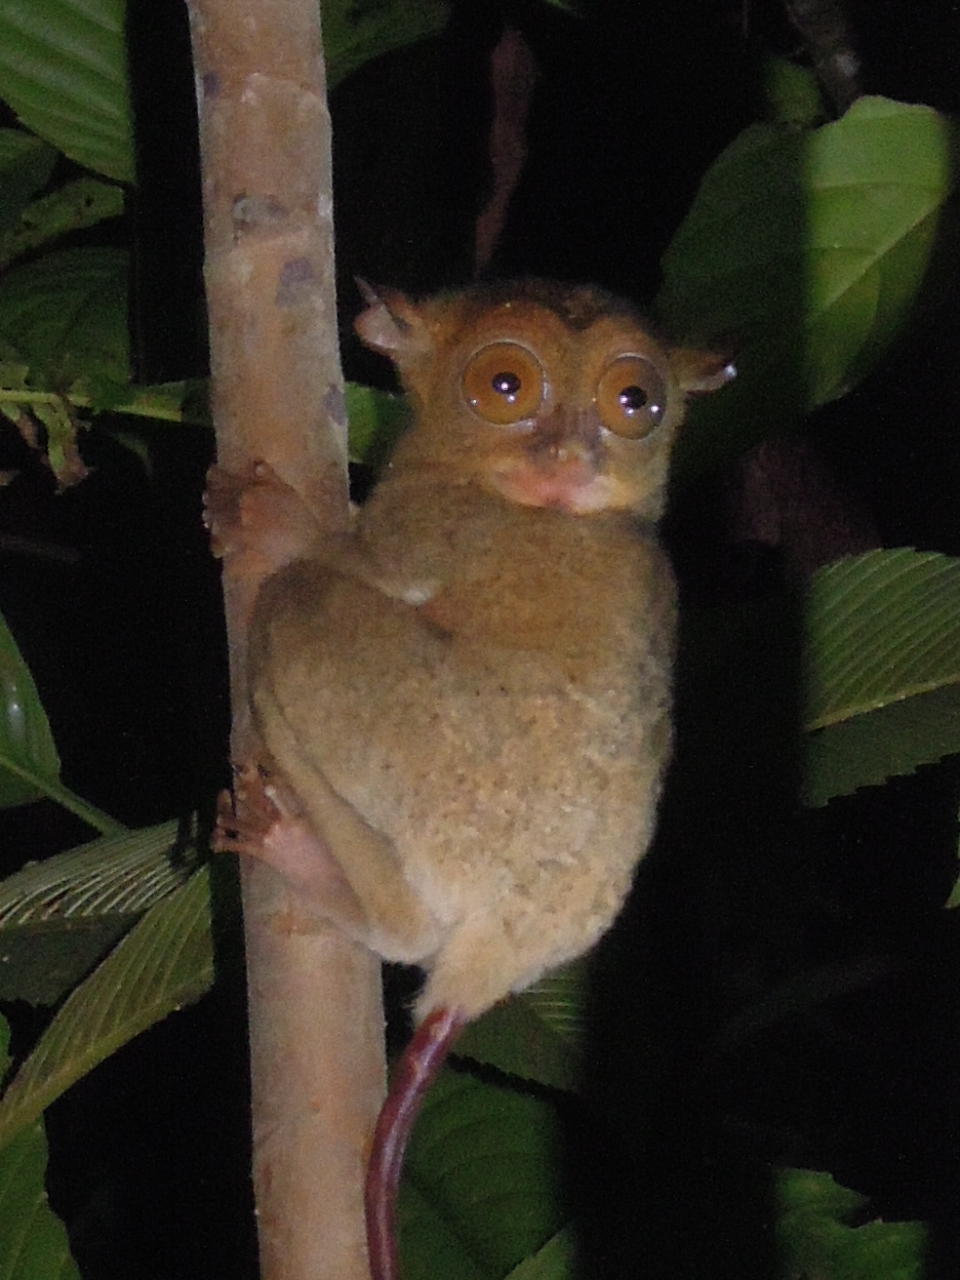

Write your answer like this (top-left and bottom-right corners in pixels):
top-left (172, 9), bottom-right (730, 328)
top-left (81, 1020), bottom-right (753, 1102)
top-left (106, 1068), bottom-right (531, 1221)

top-left (485, 448), bottom-right (636, 515)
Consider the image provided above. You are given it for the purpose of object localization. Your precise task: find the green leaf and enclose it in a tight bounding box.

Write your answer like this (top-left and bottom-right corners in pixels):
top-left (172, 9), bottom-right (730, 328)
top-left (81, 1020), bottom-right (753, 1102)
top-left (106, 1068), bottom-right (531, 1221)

top-left (803, 549), bottom-right (960, 804)
top-left (805, 549), bottom-right (960, 728)
top-left (948, 800), bottom-right (960, 909)
top-left (30, 397), bottom-right (87, 489)
top-left (0, 0), bottom-right (449, 175)
top-left (107, 378), bottom-right (211, 425)
top-left (456, 962), bottom-right (585, 1093)
top-left (776, 1168), bottom-right (926, 1280)
top-left (399, 1181), bottom-right (491, 1280)
top-left (0, 130), bottom-right (58, 236)
top-left (763, 56), bottom-right (825, 128)
top-left (0, 607), bottom-right (120, 833)
top-left (522, 962), bottom-right (586, 1046)
top-left (400, 1068), bottom-right (567, 1280)
top-left (0, 247), bottom-right (129, 387)
top-left (324, 0), bottom-right (451, 91)
top-left (805, 686), bottom-right (960, 806)
top-left (0, 819), bottom-right (200, 1004)
top-left (661, 97), bottom-right (957, 478)
top-left (99, 378), bottom-right (398, 441)
top-left (0, 1016), bottom-right (82, 1280)
top-left (0, 865), bottom-right (215, 1151)
top-left (0, 0), bottom-right (133, 182)
top-left (0, 177), bottom-right (125, 269)
top-left (0, 609), bottom-right (61, 810)
top-left (345, 382), bottom-right (410, 467)
top-left (503, 1227), bottom-right (575, 1280)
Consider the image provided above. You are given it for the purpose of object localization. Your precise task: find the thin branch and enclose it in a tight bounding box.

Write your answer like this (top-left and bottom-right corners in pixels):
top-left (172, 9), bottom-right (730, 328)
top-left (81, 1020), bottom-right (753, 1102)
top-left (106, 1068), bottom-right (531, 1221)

top-left (786, 0), bottom-right (862, 113)
top-left (185, 2), bottom-right (384, 1277)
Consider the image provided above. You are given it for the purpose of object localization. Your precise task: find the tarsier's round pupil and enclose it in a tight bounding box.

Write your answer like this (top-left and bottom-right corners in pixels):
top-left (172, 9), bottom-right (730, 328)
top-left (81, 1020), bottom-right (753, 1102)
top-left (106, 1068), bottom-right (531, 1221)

top-left (619, 385), bottom-right (648, 413)
top-left (492, 371), bottom-right (522, 400)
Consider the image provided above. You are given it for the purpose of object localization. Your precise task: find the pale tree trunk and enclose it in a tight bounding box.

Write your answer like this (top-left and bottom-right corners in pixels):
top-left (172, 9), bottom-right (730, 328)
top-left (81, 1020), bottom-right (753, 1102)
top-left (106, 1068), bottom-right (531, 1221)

top-left (184, 2), bottom-right (383, 1277)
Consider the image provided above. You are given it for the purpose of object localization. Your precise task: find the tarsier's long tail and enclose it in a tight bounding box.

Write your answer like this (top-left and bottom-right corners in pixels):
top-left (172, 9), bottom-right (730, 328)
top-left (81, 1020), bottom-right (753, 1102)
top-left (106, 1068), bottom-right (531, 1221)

top-left (365, 1006), bottom-right (467, 1280)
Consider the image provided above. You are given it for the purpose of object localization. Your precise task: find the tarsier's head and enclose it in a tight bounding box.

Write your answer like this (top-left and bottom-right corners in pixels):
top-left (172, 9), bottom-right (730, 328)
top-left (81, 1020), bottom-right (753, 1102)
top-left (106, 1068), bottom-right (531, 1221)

top-left (355, 279), bottom-right (734, 521)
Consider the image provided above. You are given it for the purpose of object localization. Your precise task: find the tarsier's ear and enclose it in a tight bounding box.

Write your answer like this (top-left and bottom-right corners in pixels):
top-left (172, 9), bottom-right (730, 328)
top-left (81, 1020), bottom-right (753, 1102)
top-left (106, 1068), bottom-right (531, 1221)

top-left (354, 279), bottom-right (431, 362)
top-left (670, 346), bottom-right (737, 396)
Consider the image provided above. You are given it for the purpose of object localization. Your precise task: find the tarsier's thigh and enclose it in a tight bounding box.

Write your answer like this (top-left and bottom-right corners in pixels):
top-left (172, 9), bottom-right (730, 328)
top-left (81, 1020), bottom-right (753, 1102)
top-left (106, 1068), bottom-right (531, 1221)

top-left (256, 561), bottom-right (656, 931)
top-left (254, 563), bottom-right (465, 806)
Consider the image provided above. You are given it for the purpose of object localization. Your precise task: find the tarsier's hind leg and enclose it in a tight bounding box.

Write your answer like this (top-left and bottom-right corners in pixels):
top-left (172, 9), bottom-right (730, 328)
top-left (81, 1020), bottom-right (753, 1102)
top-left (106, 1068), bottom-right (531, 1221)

top-left (253, 690), bottom-right (444, 964)
top-left (213, 762), bottom-right (375, 941)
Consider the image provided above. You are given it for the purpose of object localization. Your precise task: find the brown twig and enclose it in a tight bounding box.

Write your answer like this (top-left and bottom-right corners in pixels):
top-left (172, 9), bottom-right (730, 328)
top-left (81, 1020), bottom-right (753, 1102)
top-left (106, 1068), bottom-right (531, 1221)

top-left (474, 27), bottom-right (539, 276)
top-left (786, 0), bottom-right (862, 113)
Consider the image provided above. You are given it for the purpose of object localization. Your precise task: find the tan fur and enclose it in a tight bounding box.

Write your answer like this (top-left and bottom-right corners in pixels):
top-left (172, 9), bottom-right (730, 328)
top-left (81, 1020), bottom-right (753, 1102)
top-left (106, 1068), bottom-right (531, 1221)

top-left (242, 280), bottom-right (732, 1021)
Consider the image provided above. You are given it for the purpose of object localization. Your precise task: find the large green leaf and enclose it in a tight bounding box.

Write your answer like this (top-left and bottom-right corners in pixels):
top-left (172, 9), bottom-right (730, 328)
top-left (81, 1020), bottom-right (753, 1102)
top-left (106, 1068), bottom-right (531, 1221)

top-left (777, 1168), bottom-right (925, 1280)
top-left (661, 97), bottom-right (957, 478)
top-left (456, 962), bottom-right (585, 1093)
top-left (805, 683), bottom-right (960, 806)
top-left (0, 610), bottom-right (60, 810)
top-left (0, 0), bottom-right (132, 182)
top-left (0, 0), bottom-right (453, 182)
top-left (802, 549), bottom-right (960, 804)
top-left (0, 246), bottom-right (129, 388)
top-left (324, 0), bottom-right (451, 90)
top-left (949, 804), bottom-right (960, 909)
top-left (345, 382), bottom-right (410, 467)
top-left (0, 247), bottom-right (129, 482)
top-left (400, 1068), bottom-right (567, 1280)
top-left (0, 820), bottom-right (200, 1004)
top-left (503, 1229), bottom-right (575, 1280)
top-left (805, 549), bottom-right (960, 727)
top-left (0, 820), bottom-right (195, 923)
top-left (94, 380), bottom-right (408, 453)
top-left (0, 177), bottom-right (124, 270)
top-left (0, 130), bottom-right (58, 236)
top-left (0, 865), bottom-right (215, 1151)
top-left (0, 607), bottom-right (121, 833)
top-left (763, 56), bottom-right (825, 129)
top-left (399, 1181), bottom-right (490, 1280)
top-left (0, 1016), bottom-right (81, 1280)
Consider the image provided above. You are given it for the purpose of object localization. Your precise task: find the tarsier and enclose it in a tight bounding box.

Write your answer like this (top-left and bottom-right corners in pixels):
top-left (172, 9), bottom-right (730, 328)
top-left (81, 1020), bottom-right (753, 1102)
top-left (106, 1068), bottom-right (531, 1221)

top-left (207, 278), bottom-right (734, 1280)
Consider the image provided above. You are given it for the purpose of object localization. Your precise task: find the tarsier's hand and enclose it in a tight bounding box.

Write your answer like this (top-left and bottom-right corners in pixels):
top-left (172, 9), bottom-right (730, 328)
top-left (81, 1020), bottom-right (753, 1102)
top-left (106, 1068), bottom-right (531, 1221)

top-left (203, 461), bottom-right (325, 579)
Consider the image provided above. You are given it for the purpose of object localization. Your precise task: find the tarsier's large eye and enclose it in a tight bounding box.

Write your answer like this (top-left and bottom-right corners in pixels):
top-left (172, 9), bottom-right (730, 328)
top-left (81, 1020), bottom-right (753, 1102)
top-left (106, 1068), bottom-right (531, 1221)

top-left (461, 342), bottom-right (545, 424)
top-left (596, 355), bottom-right (668, 439)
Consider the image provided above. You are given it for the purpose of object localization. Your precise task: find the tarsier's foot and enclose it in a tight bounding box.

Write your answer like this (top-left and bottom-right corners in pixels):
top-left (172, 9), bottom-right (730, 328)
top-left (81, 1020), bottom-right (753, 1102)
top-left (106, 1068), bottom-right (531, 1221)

top-left (203, 461), bottom-right (323, 576)
top-left (212, 761), bottom-right (284, 858)
top-left (214, 762), bottom-right (366, 924)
